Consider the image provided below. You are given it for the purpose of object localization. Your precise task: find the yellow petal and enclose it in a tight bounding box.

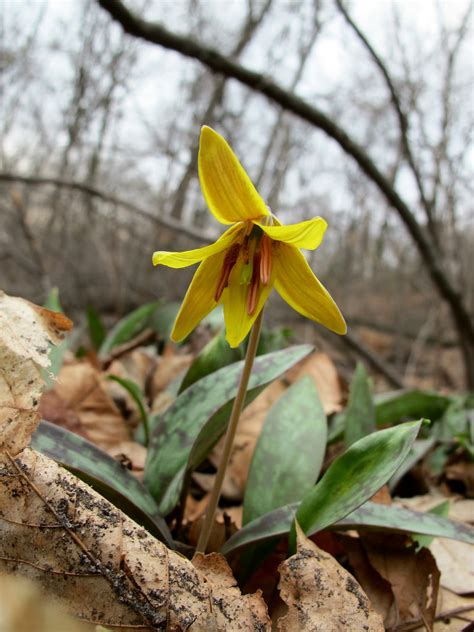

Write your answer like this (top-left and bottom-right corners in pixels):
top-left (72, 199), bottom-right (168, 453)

top-left (222, 259), bottom-right (274, 348)
top-left (171, 250), bottom-right (227, 342)
top-left (153, 224), bottom-right (242, 268)
top-left (254, 217), bottom-right (327, 250)
top-left (198, 126), bottom-right (270, 225)
top-left (274, 244), bottom-right (346, 334)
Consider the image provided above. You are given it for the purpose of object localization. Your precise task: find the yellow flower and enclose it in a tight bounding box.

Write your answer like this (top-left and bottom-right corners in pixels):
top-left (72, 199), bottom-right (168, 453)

top-left (153, 126), bottom-right (346, 348)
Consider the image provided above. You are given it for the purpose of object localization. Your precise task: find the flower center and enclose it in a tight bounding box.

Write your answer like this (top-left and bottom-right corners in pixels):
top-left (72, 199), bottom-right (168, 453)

top-left (214, 224), bottom-right (273, 315)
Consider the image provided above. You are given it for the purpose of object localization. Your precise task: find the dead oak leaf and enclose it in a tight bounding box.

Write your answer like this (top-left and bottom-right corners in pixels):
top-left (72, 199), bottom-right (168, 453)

top-left (0, 292), bottom-right (72, 456)
top-left (277, 524), bottom-right (384, 631)
top-left (0, 448), bottom-right (270, 631)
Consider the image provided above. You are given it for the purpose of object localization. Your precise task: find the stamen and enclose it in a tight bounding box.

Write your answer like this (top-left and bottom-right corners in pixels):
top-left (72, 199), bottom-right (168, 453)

top-left (247, 252), bottom-right (261, 315)
top-left (215, 243), bottom-right (240, 302)
top-left (260, 234), bottom-right (272, 285)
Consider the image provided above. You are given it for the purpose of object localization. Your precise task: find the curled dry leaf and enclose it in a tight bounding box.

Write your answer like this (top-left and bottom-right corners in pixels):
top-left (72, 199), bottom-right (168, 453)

top-left (51, 362), bottom-right (130, 449)
top-left (0, 291), bottom-right (72, 456)
top-left (0, 448), bottom-right (270, 631)
top-left (277, 524), bottom-right (384, 632)
top-left (362, 533), bottom-right (440, 629)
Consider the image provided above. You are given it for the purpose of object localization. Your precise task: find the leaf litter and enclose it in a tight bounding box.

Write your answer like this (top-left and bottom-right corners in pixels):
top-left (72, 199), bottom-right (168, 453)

top-left (1, 291), bottom-right (473, 630)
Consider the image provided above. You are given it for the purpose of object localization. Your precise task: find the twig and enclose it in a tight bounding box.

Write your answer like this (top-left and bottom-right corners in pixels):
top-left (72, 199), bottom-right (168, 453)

top-left (387, 604), bottom-right (474, 631)
top-left (342, 329), bottom-right (406, 389)
top-left (0, 172), bottom-right (212, 244)
top-left (100, 327), bottom-right (156, 368)
top-left (96, 0), bottom-right (474, 373)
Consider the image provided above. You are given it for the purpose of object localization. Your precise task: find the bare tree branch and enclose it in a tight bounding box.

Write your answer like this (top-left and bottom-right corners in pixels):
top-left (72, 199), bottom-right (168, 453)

top-left (334, 0), bottom-right (434, 235)
top-left (0, 173), bottom-right (211, 243)
top-left (96, 0), bottom-right (474, 386)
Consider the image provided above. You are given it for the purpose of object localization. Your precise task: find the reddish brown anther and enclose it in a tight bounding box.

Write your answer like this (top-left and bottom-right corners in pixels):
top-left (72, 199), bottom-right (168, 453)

top-left (247, 251), bottom-right (261, 315)
top-left (215, 243), bottom-right (240, 302)
top-left (260, 234), bottom-right (272, 285)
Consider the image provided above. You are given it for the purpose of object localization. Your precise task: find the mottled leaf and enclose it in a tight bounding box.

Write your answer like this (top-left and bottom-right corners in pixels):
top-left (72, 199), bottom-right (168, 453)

top-left (375, 390), bottom-right (452, 425)
top-left (108, 375), bottom-right (150, 445)
top-left (221, 500), bottom-right (474, 555)
top-left (144, 345), bottom-right (313, 516)
top-left (31, 420), bottom-right (173, 547)
top-left (179, 328), bottom-right (242, 393)
top-left (242, 376), bottom-right (326, 526)
top-left (294, 420), bottom-right (423, 545)
top-left (344, 363), bottom-right (375, 447)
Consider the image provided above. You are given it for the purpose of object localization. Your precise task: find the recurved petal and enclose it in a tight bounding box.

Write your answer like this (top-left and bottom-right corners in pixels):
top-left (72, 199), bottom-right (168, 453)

top-left (153, 224), bottom-right (242, 268)
top-left (198, 126), bottom-right (270, 225)
top-left (221, 260), bottom-right (275, 348)
top-left (254, 217), bottom-right (327, 250)
top-left (274, 244), bottom-right (346, 334)
top-left (171, 250), bottom-right (226, 342)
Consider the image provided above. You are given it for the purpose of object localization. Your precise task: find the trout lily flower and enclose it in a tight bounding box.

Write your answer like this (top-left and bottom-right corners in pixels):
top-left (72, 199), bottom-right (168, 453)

top-left (153, 126), bottom-right (346, 348)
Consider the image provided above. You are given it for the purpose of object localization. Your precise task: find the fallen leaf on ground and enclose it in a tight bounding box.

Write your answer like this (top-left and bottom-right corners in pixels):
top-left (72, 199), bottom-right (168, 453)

top-left (362, 533), bottom-right (440, 629)
top-left (430, 538), bottom-right (474, 594)
top-left (277, 524), bottom-right (384, 631)
top-left (106, 440), bottom-right (147, 480)
top-left (341, 535), bottom-right (397, 627)
top-left (0, 291), bottom-right (72, 456)
top-left (0, 448), bottom-right (270, 631)
top-left (51, 362), bottom-right (130, 449)
top-left (286, 351), bottom-right (344, 415)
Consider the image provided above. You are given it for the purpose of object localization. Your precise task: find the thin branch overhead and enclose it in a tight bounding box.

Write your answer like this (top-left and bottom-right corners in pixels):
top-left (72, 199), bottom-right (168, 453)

top-left (97, 0), bottom-right (474, 376)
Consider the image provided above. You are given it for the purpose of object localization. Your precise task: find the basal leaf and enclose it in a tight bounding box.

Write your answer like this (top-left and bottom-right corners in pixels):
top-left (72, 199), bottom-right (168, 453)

top-left (108, 375), bottom-right (150, 445)
top-left (144, 345), bottom-right (313, 516)
top-left (375, 390), bottom-right (451, 425)
top-left (87, 305), bottom-right (106, 350)
top-left (293, 420), bottom-right (423, 545)
top-left (31, 420), bottom-right (173, 547)
top-left (242, 376), bottom-right (327, 526)
top-left (99, 301), bottom-right (159, 356)
top-left (179, 328), bottom-right (242, 393)
top-left (344, 363), bottom-right (375, 447)
top-left (221, 499), bottom-right (474, 555)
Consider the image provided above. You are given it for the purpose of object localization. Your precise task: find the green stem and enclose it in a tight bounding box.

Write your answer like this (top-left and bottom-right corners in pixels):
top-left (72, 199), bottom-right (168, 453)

top-left (195, 310), bottom-right (264, 553)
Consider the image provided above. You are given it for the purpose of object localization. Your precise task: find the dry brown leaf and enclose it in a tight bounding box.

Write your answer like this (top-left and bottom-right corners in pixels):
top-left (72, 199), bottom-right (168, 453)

top-left (106, 440), bottom-right (148, 480)
top-left (38, 389), bottom-right (88, 438)
top-left (0, 448), bottom-right (270, 631)
top-left (362, 533), bottom-right (440, 629)
top-left (341, 535), bottom-right (397, 627)
top-left (431, 587), bottom-right (474, 631)
top-left (277, 525), bottom-right (384, 631)
top-left (0, 291), bottom-right (72, 456)
top-left (52, 362), bottom-right (130, 449)
top-left (0, 573), bottom-right (91, 632)
top-left (397, 497), bottom-right (473, 595)
top-left (150, 354), bottom-right (193, 398)
top-left (192, 553), bottom-right (269, 630)
top-left (430, 538), bottom-right (474, 594)
top-left (286, 351), bottom-right (343, 415)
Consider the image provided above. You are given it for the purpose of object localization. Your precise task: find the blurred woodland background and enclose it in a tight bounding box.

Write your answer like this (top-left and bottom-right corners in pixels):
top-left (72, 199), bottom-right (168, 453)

top-left (1, 0), bottom-right (473, 388)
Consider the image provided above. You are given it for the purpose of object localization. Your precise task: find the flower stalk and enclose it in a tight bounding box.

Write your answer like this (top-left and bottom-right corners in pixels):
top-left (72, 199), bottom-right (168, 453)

top-left (195, 310), bottom-right (264, 553)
